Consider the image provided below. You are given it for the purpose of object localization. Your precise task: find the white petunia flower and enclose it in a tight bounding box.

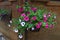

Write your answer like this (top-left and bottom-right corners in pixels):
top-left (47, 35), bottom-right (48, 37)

top-left (14, 28), bottom-right (18, 33)
top-left (54, 16), bottom-right (56, 19)
top-left (31, 27), bottom-right (35, 30)
top-left (10, 20), bottom-right (12, 23)
top-left (20, 22), bottom-right (25, 26)
top-left (19, 34), bottom-right (23, 39)
top-left (19, 19), bottom-right (21, 22)
top-left (8, 24), bottom-right (11, 27)
top-left (27, 28), bottom-right (29, 30)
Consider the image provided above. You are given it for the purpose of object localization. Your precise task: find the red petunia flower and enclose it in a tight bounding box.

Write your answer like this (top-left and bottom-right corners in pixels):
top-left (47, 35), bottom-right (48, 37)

top-left (18, 7), bottom-right (24, 12)
top-left (32, 16), bottom-right (36, 21)
top-left (31, 7), bottom-right (37, 12)
top-left (21, 13), bottom-right (26, 17)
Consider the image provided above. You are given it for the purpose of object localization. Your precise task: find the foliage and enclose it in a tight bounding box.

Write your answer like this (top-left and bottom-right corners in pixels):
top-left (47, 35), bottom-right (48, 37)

top-left (12, 2), bottom-right (56, 35)
top-left (0, 9), bottom-right (8, 14)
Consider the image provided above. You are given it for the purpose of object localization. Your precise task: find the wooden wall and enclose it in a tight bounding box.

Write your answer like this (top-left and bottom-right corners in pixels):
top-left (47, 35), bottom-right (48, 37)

top-left (0, 0), bottom-right (19, 40)
top-left (0, 0), bottom-right (60, 40)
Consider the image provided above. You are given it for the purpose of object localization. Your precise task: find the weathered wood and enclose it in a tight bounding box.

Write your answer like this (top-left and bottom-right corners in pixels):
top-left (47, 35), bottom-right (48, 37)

top-left (0, 1), bottom-right (11, 6)
top-left (0, 0), bottom-right (60, 40)
top-left (0, 21), bottom-right (18, 40)
top-left (31, 0), bottom-right (49, 1)
top-left (47, 1), bottom-right (60, 6)
top-left (8, 0), bottom-right (17, 2)
top-left (12, 3), bottom-right (20, 18)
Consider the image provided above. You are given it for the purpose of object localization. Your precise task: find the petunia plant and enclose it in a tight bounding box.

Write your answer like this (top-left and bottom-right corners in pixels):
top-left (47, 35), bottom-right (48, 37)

top-left (10, 2), bottom-right (56, 39)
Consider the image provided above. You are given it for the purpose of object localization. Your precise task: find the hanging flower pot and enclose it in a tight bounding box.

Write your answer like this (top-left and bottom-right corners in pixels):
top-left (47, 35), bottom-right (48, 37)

top-left (11, 2), bottom-right (56, 39)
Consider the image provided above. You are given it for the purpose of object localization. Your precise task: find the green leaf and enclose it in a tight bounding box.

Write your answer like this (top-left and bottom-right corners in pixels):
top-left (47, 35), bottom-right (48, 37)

top-left (42, 22), bottom-right (46, 28)
top-left (12, 18), bottom-right (20, 26)
top-left (32, 21), bottom-right (38, 24)
top-left (28, 24), bottom-right (34, 28)
top-left (16, 5), bottom-right (20, 9)
top-left (30, 10), bottom-right (34, 14)
top-left (24, 22), bottom-right (29, 28)
top-left (42, 22), bottom-right (46, 26)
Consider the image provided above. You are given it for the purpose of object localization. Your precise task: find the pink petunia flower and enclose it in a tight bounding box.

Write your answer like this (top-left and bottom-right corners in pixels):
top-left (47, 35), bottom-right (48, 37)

top-left (21, 13), bottom-right (26, 17)
top-left (31, 7), bottom-right (37, 12)
top-left (36, 22), bottom-right (42, 29)
top-left (45, 23), bottom-right (49, 29)
top-left (38, 22), bottom-right (42, 26)
top-left (43, 14), bottom-right (47, 17)
top-left (27, 12), bottom-right (30, 14)
top-left (32, 16), bottom-right (36, 21)
top-left (47, 13), bottom-right (51, 17)
top-left (36, 23), bottom-right (40, 29)
top-left (24, 16), bottom-right (29, 21)
top-left (43, 17), bottom-right (47, 22)
top-left (50, 24), bottom-right (54, 28)
top-left (18, 7), bottom-right (24, 12)
top-left (43, 14), bottom-right (47, 22)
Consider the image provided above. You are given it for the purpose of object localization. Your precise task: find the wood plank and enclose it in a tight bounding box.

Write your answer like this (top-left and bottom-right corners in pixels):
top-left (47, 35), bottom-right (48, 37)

top-left (0, 1), bottom-right (11, 6)
top-left (47, 1), bottom-right (60, 6)
top-left (31, 0), bottom-right (49, 1)
top-left (0, 21), bottom-right (18, 40)
top-left (8, 0), bottom-right (17, 2)
top-left (12, 3), bottom-right (21, 18)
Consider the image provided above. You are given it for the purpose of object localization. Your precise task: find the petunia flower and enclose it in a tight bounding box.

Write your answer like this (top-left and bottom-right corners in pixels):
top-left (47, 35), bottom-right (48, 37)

top-left (20, 22), bottom-right (25, 26)
top-left (24, 16), bottom-right (29, 21)
top-left (36, 22), bottom-right (42, 29)
top-left (50, 24), bottom-right (54, 28)
top-left (48, 13), bottom-right (51, 17)
top-left (45, 23), bottom-right (49, 29)
top-left (43, 17), bottom-right (47, 22)
top-left (18, 7), bottom-right (24, 12)
top-left (36, 23), bottom-right (40, 29)
top-left (19, 34), bottom-right (23, 39)
top-left (9, 20), bottom-right (12, 24)
top-left (38, 22), bottom-right (42, 26)
top-left (43, 14), bottom-right (47, 17)
top-left (31, 27), bottom-right (35, 30)
top-left (27, 12), bottom-right (30, 14)
top-left (21, 13), bottom-right (26, 17)
top-left (8, 24), bottom-right (11, 27)
top-left (27, 28), bottom-right (29, 30)
top-left (54, 16), bottom-right (56, 19)
top-left (13, 28), bottom-right (18, 33)
top-left (31, 7), bottom-right (37, 12)
top-left (43, 14), bottom-right (47, 22)
top-left (32, 16), bottom-right (36, 21)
